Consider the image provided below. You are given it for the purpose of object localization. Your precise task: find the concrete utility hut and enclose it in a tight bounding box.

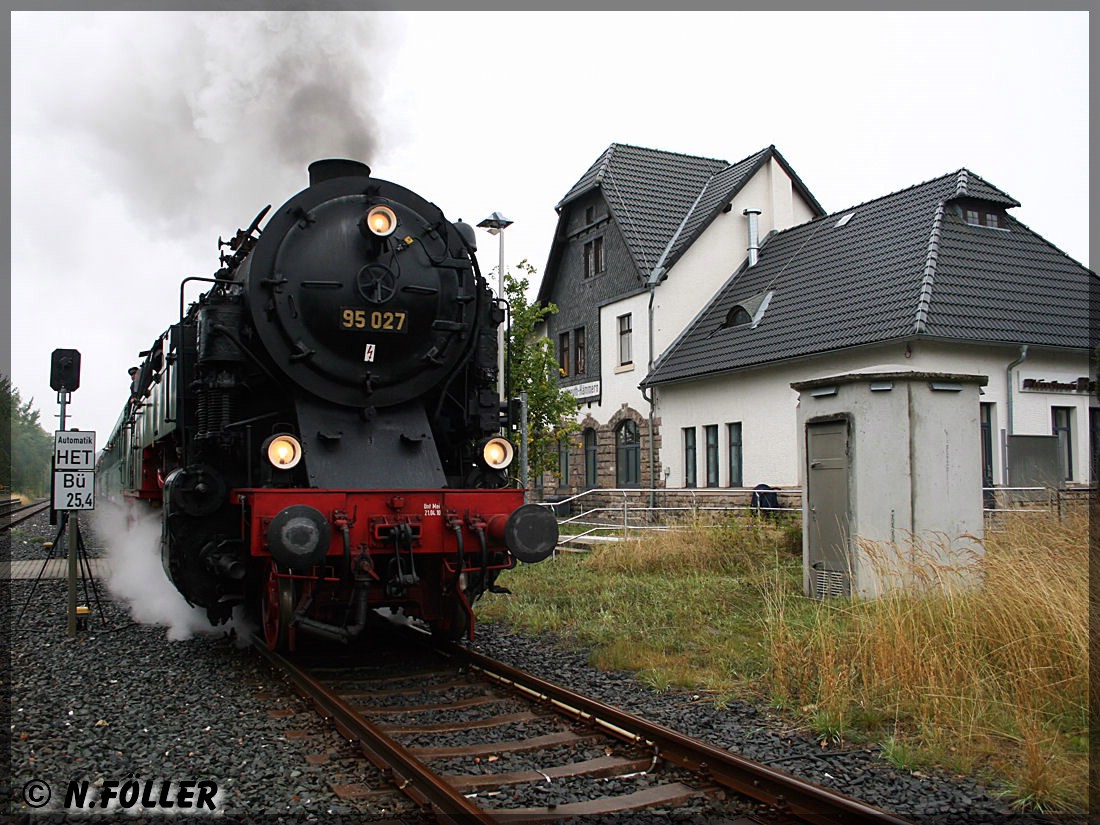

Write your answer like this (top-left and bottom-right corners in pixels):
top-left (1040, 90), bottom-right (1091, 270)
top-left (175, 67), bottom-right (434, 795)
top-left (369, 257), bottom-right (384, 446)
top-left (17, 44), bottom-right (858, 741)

top-left (792, 370), bottom-right (987, 600)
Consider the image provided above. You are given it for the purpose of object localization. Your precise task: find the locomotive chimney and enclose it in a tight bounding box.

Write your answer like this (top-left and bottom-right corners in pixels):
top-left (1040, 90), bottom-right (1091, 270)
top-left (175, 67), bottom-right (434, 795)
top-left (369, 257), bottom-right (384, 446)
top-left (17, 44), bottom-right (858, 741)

top-left (308, 159), bottom-right (371, 186)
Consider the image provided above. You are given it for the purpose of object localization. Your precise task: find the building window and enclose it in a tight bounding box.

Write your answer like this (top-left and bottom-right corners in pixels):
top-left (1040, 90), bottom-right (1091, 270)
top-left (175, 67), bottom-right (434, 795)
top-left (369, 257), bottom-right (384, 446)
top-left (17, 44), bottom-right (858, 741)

top-left (583, 237), bottom-right (605, 278)
top-left (705, 425), bottom-right (719, 487)
top-left (1091, 407), bottom-right (1098, 484)
top-left (558, 437), bottom-right (570, 487)
top-left (616, 420), bottom-right (640, 487)
top-left (618, 313), bottom-right (633, 366)
top-left (585, 206), bottom-right (594, 224)
top-left (558, 331), bottom-right (570, 377)
top-left (980, 402), bottom-right (995, 508)
top-left (979, 403), bottom-right (994, 489)
top-left (962, 205), bottom-right (1006, 230)
top-left (727, 422), bottom-right (743, 487)
top-left (574, 327), bottom-right (585, 376)
top-left (584, 428), bottom-right (598, 489)
top-left (1052, 407), bottom-right (1073, 481)
top-left (683, 427), bottom-right (697, 487)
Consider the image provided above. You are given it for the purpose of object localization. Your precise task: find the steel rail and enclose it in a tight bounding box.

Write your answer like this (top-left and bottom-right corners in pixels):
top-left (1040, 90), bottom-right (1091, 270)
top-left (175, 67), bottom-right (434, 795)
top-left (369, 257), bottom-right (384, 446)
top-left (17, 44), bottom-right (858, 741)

top-left (1, 500), bottom-right (51, 531)
top-left (445, 644), bottom-right (914, 825)
top-left (251, 636), bottom-right (497, 825)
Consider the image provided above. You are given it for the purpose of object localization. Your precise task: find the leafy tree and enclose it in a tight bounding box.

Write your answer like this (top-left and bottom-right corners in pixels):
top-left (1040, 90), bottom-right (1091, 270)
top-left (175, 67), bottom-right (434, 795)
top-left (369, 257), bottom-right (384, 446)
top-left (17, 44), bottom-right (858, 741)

top-left (502, 261), bottom-right (579, 483)
top-left (2, 376), bottom-right (53, 497)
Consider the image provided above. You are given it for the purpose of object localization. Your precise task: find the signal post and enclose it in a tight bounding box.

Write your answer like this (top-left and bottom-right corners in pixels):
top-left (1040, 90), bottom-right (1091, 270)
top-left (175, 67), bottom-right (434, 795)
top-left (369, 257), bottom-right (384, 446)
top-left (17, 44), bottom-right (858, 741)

top-left (49, 348), bottom-right (97, 637)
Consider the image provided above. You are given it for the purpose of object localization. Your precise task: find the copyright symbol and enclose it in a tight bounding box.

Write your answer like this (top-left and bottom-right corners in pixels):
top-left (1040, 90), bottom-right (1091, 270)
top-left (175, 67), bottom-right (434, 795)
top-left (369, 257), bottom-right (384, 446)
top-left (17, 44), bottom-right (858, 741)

top-left (22, 779), bottom-right (51, 808)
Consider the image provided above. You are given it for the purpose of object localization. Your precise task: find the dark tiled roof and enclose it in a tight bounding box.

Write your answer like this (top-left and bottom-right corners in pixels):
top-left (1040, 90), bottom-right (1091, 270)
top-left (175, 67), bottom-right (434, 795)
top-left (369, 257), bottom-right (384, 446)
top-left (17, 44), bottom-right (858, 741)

top-left (950, 168), bottom-right (1020, 206)
top-left (540, 144), bottom-right (823, 304)
top-left (559, 143), bottom-right (729, 279)
top-left (645, 169), bottom-right (1094, 386)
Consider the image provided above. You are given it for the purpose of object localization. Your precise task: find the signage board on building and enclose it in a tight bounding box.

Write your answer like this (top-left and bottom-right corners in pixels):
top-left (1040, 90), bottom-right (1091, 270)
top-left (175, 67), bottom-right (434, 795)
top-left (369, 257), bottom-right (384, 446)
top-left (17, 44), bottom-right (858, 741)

top-left (1019, 374), bottom-right (1095, 394)
top-left (565, 380), bottom-right (601, 401)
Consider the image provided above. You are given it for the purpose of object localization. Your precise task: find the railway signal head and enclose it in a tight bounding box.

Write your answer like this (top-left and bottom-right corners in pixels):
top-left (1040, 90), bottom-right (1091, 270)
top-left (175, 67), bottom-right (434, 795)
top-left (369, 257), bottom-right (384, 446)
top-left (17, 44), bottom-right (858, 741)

top-left (50, 349), bottom-right (81, 392)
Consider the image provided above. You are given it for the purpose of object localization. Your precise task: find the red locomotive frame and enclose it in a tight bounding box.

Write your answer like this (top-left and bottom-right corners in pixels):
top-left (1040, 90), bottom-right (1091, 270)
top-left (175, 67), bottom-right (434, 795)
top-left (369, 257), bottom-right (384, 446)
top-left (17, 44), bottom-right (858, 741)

top-left (238, 487), bottom-right (525, 648)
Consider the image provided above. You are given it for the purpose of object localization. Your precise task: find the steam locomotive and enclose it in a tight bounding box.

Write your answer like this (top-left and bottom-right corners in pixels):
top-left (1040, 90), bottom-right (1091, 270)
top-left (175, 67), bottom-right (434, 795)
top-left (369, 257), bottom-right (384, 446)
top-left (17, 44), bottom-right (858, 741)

top-left (97, 159), bottom-right (557, 649)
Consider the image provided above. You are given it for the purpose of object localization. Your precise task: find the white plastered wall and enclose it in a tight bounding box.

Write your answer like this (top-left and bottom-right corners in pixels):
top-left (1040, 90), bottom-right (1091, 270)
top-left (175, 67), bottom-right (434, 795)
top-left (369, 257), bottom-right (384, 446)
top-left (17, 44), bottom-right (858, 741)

top-left (655, 340), bottom-right (1093, 489)
top-left (651, 159), bottom-right (818, 358)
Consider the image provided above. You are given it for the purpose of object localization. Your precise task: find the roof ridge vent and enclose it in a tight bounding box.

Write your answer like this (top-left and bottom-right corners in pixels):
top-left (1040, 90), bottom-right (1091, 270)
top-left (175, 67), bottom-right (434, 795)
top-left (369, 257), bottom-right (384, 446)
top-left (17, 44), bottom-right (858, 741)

top-left (913, 201), bottom-right (946, 334)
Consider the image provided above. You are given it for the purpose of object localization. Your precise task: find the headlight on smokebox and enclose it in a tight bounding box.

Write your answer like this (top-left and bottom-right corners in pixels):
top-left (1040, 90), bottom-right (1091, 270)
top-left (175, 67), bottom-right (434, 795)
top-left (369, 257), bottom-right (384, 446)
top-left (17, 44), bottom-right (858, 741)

top-left (364, 205), bottom-right (398, 237)
top-left (479, 436), bottom-right (514, 470)
top-left (264, 434), bottom-right (303, 470)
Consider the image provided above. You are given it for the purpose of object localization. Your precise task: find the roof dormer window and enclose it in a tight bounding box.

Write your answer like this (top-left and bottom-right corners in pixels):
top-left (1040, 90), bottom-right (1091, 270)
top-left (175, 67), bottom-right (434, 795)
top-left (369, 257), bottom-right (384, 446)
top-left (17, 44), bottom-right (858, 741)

top-left (721, 289), bottom-right (773, 331)
top-left (726, 306), bottom-right (753, 327)
top-left (959, 203), bottom-right (1008, 231)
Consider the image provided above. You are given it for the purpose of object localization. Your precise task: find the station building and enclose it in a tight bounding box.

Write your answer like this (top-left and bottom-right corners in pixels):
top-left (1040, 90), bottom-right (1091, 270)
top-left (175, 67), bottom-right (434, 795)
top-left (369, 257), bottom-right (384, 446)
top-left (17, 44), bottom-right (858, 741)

top-left (536, 143), bottom-right (1095, 504)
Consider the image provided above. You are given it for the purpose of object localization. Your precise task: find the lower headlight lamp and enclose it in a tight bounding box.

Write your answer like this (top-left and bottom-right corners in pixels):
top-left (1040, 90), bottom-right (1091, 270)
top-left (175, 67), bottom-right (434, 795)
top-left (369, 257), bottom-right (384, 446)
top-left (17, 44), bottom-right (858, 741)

top-left (265, 434), bottom-right (303, 469)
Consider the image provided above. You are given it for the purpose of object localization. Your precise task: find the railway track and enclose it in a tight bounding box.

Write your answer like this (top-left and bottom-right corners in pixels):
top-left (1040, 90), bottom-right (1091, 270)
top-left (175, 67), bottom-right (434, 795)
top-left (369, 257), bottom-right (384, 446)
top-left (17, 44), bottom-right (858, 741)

top-left (253, 626), bottom-right (914, 824)
top-left (1, 498), bottom-right (51, 531)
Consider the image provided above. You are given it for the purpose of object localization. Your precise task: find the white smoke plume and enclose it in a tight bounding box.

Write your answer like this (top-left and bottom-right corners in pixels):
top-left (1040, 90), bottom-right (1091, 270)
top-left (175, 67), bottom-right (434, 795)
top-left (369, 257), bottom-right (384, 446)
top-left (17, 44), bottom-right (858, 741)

top-left (92, 498), bottom-right (223, 641)
top-left (39, 11), bottom-right (384, 235)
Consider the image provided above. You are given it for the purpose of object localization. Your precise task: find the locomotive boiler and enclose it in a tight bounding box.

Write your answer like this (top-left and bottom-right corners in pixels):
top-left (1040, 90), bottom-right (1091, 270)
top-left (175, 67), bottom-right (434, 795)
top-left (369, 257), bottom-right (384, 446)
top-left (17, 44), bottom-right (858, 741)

top-left (97, 159), bottom-right (557, 649)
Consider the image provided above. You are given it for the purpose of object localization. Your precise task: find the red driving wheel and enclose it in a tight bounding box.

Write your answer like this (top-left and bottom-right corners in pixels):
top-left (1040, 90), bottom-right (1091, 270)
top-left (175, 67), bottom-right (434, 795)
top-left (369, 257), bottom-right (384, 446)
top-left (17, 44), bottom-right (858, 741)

top-left (261, 559), bottom-right (297, 652)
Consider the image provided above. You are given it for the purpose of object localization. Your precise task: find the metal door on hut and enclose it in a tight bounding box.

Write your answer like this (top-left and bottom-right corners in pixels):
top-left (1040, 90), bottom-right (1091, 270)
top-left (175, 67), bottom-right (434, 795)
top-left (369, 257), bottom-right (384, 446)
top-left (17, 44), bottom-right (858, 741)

top-left (806, 418), bottom-right (851, 598)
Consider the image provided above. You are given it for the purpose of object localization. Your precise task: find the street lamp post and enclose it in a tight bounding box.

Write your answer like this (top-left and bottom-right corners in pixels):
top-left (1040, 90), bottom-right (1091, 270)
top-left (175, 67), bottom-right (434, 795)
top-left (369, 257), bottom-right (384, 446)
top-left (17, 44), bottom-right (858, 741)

top-left (477, 212), bottom-right (513, 401)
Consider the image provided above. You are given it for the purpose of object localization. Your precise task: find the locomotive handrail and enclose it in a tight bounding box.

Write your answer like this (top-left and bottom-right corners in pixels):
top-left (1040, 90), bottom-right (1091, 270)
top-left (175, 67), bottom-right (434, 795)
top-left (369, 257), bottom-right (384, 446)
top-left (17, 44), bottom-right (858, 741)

top-left (178, 274), bottom-right (236, 322)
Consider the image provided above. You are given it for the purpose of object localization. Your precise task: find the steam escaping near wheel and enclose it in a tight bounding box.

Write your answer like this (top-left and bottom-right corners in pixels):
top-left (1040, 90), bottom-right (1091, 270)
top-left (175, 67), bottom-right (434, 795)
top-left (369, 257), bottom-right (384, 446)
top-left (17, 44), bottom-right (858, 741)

top-left (91, 500), bottom-right (220, 641)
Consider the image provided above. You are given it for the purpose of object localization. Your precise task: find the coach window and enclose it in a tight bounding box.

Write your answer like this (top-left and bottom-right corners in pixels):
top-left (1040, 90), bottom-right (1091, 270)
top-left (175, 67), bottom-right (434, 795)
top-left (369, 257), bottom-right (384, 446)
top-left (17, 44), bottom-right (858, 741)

top-left (616, 420), bottom-right (640, 487)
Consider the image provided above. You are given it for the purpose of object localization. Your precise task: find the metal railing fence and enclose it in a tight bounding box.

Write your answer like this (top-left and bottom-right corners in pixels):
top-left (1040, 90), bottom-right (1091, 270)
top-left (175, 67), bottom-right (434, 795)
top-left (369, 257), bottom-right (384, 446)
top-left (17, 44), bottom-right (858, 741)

top-left (534, 485), bottom-right (1093, 545)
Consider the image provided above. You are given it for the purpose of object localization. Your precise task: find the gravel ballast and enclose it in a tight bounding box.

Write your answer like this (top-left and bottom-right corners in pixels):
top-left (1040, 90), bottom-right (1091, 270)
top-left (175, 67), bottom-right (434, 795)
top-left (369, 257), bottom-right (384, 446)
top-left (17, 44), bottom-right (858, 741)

top-left (6, 510), bottom-right (1083, 823)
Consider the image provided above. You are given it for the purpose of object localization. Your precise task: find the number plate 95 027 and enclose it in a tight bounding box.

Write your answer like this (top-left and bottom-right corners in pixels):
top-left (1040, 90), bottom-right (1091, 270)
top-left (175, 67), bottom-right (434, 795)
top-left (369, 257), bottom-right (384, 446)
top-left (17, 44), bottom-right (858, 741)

top-left (340, 308), bottom-right (408, 333)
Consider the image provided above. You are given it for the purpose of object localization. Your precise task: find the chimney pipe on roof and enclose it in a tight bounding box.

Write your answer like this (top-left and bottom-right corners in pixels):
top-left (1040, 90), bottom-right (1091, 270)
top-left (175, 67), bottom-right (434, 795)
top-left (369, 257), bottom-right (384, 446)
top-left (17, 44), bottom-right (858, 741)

top-left (743, 208), bottom-right (762, 266)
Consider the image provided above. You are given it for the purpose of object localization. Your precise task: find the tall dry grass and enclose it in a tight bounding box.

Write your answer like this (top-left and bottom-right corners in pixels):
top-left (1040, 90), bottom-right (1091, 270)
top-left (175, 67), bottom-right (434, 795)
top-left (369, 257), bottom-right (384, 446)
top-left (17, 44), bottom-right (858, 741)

top-left (584, 512), bottom-right (800, 579)
top-left (762, 512), bottom-right (1088, 812)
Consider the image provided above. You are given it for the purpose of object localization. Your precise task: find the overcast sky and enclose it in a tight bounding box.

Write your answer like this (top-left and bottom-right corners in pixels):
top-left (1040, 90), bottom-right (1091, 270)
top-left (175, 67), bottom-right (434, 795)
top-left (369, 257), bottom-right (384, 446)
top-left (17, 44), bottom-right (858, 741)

top-left (9, 10), bottom-right (1090, 443)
